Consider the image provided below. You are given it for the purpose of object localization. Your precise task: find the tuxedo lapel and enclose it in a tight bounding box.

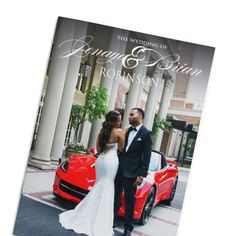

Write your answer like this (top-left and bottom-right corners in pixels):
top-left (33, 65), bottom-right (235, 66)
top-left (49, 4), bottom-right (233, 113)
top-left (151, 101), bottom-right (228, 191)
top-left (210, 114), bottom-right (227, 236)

top-left (126, 126), bottom-right (144, 153)
top-left (125, 127), bottom-right (132, 149)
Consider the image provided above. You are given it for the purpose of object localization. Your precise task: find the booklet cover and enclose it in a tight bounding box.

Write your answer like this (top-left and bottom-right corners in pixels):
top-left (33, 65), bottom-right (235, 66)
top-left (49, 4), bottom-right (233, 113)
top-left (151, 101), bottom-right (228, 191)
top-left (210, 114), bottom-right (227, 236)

top-left (13, 16), bottom-right (214, 236)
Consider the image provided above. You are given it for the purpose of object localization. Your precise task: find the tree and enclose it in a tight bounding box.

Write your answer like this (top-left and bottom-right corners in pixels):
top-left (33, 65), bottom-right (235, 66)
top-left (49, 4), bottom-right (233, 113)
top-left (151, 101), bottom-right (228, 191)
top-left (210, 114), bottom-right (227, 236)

top-left (70, 85), bottom-right (109, 142)
top-left (195, 118), bottom-right (200, 127)
top-left (152, 116), bottom-right (172, 140)
top-left (184, 139), bottom-right (196, 157)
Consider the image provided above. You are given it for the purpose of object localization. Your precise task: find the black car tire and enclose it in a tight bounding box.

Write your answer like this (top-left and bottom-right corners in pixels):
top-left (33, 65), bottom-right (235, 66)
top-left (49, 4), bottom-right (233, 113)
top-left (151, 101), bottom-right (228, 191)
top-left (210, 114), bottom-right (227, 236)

top-left (162, 178), bottom-right (178, 206)
top-left (139, 187), bottom-right (156, 225)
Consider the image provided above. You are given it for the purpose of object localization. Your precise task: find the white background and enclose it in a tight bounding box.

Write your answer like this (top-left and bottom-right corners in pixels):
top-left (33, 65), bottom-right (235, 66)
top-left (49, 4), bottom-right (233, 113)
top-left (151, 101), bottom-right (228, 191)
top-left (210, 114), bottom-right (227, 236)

top-left (1, 1), bottom-right (235, 235)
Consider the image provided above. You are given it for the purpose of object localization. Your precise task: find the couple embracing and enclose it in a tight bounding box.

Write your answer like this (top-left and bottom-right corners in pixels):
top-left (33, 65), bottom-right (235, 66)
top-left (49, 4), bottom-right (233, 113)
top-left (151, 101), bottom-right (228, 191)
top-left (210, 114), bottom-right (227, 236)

top-left (59, 108), bottom-right (152, 236)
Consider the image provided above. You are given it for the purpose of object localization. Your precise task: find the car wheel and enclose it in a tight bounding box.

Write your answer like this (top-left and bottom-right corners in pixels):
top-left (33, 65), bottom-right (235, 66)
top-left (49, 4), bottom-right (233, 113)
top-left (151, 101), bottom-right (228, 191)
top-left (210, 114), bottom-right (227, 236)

top-left (163, 178), bottom-right (178, 206)
top-left (139, 187), bottom-right (156, 225)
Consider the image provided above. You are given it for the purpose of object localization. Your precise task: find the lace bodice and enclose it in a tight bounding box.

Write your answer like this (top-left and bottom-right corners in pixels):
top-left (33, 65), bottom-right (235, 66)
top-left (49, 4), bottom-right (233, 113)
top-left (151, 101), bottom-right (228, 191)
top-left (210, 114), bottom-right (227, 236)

top-left (105, 142), bottom-right (118, 148)
top-left (103, 142), bottom-right (118, 153)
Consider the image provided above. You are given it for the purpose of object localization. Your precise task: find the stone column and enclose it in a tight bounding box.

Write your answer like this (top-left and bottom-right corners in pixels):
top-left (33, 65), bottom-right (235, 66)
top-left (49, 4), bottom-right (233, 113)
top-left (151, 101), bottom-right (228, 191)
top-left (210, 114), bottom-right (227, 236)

top-left (144, 68), bottom-right (163, 130)
top-left (122, 62), bottom-right (146, 129)
top-left (167, 129), bottom-right (177, 157)
top-left (135, 53), bottom-right (150, 108)
top-left (29, 18), bottom-right (76, 169)
top-left (153, 75), bottom-right (175, 151)
top-left (50, 21), bottom-right (88, 165)
top-left (88, 29), bottom-right (124, 149)
top-left (108, 33), bottom-right (128, 110)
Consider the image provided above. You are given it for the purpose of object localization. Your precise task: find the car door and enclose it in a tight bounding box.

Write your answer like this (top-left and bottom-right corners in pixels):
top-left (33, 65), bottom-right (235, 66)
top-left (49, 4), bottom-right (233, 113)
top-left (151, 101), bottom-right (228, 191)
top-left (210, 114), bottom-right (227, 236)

top-left (154, 154), bottom-right (171, 200)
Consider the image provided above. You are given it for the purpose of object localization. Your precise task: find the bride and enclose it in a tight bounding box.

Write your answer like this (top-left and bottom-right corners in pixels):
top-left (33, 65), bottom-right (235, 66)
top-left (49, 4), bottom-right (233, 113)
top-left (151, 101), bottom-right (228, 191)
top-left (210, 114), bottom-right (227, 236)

top-left (59, 110), bottom-right (125, 236)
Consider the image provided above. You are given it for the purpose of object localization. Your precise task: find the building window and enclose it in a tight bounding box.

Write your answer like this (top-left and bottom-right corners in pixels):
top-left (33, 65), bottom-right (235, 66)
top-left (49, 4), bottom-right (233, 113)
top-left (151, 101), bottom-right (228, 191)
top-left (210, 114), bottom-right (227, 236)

top-left (64, 121), bottom-right (72, 146)
top-left (185, 103), bottom-right (194, 109)
top-left (76, 62), bottom-right (92, 93)
top-left (170, 99), bottom-right (185, 108)
top-left (33, 91), bottom-right (46, 140)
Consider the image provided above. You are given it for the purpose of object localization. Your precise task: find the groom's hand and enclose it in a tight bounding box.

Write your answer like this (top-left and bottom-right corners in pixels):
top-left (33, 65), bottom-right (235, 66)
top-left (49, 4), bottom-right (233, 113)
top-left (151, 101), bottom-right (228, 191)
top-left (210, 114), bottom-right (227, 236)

top-left (133, 176), bottom-right (144, 187)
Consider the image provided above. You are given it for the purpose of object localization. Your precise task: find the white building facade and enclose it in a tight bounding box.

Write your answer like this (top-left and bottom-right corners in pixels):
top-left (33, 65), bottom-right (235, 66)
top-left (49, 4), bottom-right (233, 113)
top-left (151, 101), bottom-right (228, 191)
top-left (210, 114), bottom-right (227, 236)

top-left (29, 17), bottom-right (214, 169)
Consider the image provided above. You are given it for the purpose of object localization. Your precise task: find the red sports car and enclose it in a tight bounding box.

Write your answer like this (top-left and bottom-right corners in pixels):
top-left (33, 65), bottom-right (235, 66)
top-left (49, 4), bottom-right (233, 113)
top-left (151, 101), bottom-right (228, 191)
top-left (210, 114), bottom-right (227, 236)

top-left (53, 150), bottom-right (178, 225)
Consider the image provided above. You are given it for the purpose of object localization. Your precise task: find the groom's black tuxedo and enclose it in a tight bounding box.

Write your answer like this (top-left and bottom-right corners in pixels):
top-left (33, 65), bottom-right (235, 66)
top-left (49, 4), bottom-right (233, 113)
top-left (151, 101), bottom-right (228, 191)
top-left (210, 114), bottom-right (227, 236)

top-left (114, 124), bottom-right (152, 231)
top-left (119, 125), bottom-right (152, 178)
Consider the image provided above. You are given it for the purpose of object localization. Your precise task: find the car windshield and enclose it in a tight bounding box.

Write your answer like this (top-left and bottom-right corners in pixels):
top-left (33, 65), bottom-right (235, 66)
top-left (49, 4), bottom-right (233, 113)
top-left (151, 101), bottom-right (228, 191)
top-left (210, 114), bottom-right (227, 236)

top-left (148, 152), bottom-right (161, 171)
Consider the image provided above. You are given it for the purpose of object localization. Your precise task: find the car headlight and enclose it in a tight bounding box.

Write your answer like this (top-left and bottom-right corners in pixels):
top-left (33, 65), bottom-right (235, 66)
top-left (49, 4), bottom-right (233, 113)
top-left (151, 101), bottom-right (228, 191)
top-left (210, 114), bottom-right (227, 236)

top-left (60, 158), bottom-right (71, 172)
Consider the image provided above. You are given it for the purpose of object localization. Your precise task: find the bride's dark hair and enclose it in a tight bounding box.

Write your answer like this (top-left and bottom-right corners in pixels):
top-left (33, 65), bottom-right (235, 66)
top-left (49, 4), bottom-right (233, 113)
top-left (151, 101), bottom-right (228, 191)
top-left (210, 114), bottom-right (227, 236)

top-left (98, 111), bottom-right (121, 152)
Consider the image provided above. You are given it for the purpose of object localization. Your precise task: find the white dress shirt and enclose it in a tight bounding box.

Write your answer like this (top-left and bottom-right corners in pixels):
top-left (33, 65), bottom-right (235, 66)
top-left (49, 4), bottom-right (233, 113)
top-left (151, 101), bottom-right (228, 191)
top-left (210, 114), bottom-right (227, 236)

top-left (126, 124), bottom-right (143, 152)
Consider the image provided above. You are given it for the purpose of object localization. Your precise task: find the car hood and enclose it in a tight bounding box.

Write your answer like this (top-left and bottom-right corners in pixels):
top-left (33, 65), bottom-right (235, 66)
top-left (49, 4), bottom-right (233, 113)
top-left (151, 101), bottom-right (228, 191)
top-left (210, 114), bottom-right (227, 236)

top-left (64, 154), bottom-right (96, 189)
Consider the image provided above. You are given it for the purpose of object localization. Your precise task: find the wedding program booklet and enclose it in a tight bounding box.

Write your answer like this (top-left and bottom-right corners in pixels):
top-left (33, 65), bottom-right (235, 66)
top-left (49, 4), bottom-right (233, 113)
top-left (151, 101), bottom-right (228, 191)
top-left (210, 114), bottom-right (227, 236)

top-left (13, 16), bottom-right (215, 236)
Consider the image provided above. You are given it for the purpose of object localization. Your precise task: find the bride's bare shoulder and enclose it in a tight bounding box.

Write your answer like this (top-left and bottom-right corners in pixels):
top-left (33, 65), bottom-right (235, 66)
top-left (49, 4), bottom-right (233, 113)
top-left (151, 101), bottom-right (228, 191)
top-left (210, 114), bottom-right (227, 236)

top-left (112, 128), bottom-right (125, 135)
top-left (123, 127), bottom-right (128, 134)
top-left (116, 127), bottom-right (128, 135)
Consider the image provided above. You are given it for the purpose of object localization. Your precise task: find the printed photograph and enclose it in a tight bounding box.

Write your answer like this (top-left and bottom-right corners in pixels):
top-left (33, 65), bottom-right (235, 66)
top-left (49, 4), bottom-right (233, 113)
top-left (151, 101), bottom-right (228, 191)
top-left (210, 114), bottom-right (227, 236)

top-left (13, 16), bottom-right (215, 236)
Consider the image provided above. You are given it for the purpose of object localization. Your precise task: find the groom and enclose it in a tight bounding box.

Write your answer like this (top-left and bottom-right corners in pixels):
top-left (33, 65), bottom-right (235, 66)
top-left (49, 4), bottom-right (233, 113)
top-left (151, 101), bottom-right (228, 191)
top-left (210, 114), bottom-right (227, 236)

top-left (114, 108), bottom-right (152, 236)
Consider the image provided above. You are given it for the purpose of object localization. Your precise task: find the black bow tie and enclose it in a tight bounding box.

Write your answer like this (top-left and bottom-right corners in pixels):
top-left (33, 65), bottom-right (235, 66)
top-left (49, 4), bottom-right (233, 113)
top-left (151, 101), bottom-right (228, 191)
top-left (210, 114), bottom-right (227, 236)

top-left (129, 126), bottom-right (137, 132)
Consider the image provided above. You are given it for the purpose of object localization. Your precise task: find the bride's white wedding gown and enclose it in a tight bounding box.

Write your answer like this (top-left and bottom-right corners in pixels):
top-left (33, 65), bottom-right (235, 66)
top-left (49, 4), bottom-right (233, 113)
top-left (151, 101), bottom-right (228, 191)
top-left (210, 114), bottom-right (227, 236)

top-left (59, 143), bottom-right (119, 236)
